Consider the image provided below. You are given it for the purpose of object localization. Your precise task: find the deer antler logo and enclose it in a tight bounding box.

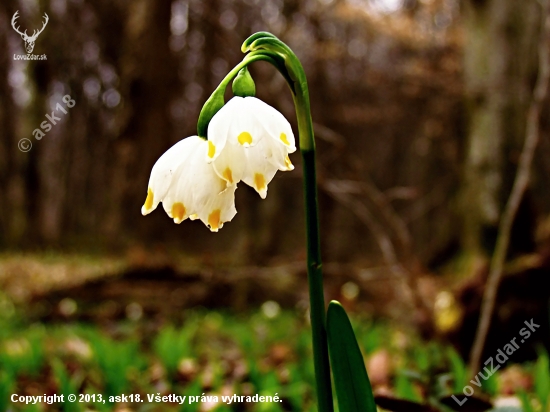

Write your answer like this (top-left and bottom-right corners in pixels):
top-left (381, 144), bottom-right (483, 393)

top-left (11, 10), bottom-right (49, 54)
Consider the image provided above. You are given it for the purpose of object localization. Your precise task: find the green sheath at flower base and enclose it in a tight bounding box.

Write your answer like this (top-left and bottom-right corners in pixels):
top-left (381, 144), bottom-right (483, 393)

top-left (196, 89), bottom-right (225, 140)
top-left (232, 67), bottom-right (256, 97)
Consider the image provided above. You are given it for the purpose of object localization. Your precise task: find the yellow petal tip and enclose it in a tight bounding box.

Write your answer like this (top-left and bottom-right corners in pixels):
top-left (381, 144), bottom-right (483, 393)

top-left (208, 141), bottom-right (216, 159)
top-left (254, 173), bottom-right (267, 197)
top-left (171, 202), bottom-right (186, 224)
top-left (280, 132), bottom-right (290, 146)
top-left (222, 167), bottom-right (234, 184)
top-left (142, 188), bottom-right (154, 214)
top-left (208, 209), bottom-right (221, 231)
top-left (238, 131), bottom-right (253, 146)
top-left (284, 155), bottom-right (294, 170)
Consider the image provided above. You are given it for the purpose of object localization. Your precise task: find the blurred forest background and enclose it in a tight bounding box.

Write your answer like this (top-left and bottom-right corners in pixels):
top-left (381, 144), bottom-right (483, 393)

top-left (1, 0), bottom-right (550, 410)
top-left (0, 0), bottom-right (548, 262)
top-left (1, 0), bottom-right (550, 387)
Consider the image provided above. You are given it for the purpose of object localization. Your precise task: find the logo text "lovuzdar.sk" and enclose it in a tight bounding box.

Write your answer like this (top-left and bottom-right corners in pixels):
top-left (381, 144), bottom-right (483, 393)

top-left (453, 318), bottom-right (540, 406)
top-left (11, 10), bottom-right (48, 58)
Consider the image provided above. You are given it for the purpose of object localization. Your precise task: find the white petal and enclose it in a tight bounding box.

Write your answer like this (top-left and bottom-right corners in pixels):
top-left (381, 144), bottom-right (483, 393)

top-left (204, 95), bottom-right (296, 202)
top-left (241, 139), bottom-right (280, 199)
top-left (196, 184), bottom-right (238, 232)
top-left (141, 137), bottom-right (202, 215)
top-left (210, 96), bottom-right (267, 149)
top-left (246, 97), bottom-right (296, 153)
top-left (160, 137), bottom-right (204, 223)
top-left (185, 140), bottom-right (237, 230)
top-left (206, 97), bottom-right (244, 162)
top-left (161, 138), bottom-right (238, 230)
top-left (161, 166), bottom-right (195, 224)
top-left (265, 138), bottom-right (295, 172)
top-left (212, 143), bottom-right (246, 186)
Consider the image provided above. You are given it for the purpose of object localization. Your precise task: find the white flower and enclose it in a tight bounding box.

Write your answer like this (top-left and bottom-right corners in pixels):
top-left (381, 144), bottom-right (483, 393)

top-left (141, 97), bottom-right (296, 232)
top-left (206, 96), bottom-right (296, 199)
top-left (141, 136), bottom-right (237, 232)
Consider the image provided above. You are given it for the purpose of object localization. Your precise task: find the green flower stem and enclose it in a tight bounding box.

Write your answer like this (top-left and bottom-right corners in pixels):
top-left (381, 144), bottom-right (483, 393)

top-left (301, 149), bottom-right (334, 412)
top-left (242, 33), bottom-right (334, 412)
top-left (198, 32), bottom-right (334, 411)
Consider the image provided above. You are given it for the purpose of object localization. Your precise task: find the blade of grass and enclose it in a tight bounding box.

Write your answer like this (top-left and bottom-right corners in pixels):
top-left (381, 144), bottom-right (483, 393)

top-left (534, 348), bottom-right (550, 410)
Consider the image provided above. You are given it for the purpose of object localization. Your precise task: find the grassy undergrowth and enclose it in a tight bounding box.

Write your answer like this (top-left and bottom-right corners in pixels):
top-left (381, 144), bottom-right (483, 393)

top-left (0, 301), bottom-right (548, 412)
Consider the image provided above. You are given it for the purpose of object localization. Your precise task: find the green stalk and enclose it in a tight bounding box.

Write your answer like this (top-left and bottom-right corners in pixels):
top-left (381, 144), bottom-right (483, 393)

top-left (302, 148), bottom-right (333, 412)
top-left (198, 32), bottom-right (334, 411)
top-left (293, 85), bottom-right (334, 412)
top-left (243, 33), bottom-right (334, 412)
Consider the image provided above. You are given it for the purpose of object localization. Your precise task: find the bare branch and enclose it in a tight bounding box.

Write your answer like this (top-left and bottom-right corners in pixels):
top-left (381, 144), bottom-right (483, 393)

top-left (322, 179), bottom-right (432, 333)
top-left (324, 179), bottom-right (401, 266)
top-left (468, 0), bottom-right (550, 375)
top-left (361, 176), bottom-right (414, 257)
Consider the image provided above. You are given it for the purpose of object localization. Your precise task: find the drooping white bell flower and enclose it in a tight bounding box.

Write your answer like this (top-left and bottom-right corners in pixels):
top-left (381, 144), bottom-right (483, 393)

top-left (206, 96), bottom-right (296, 199)
top-left (141, 136), bottom-right (237, 232)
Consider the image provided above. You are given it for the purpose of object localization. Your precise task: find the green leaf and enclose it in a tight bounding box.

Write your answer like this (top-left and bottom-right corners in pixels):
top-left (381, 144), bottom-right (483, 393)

top-left (534, 347), bottom-right (550, 409)
top-left (518, 391), bottom-right (535, 412)
top-left (326, 301), bottom-right (377, 412)
top-left (480, 365), bottom-right (498, 396)
top-left (447, 347), bottom-right (466, 392)
top-left (52, 359), bottom-right (82, 412)
top-left (0, 371), bottom-right (14, 412)
top-left (395, 370), bottom-right (422, 402)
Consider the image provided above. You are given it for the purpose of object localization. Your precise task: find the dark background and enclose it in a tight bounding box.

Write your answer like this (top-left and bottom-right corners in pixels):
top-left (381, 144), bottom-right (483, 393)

top-left (1, 0), bottom-right (549, 360)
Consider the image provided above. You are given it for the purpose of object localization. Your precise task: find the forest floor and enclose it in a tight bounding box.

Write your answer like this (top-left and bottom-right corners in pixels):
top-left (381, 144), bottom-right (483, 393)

top-left (0, 253), bottom-right (548, 412)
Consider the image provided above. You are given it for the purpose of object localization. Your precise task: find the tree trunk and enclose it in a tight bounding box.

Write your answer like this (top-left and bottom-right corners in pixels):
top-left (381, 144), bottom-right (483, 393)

top-left (461, 0), bottom-right (541, 257)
